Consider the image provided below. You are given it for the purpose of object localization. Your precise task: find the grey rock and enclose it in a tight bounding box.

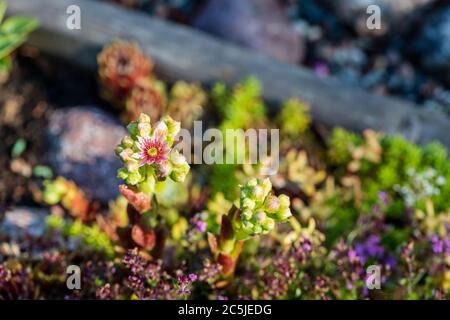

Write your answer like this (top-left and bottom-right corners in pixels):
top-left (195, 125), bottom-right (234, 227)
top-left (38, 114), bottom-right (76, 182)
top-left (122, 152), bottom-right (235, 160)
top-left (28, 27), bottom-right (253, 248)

top-left (46, 106), bottom-right (126, 202)
top-left (194, 0), bottom-right (304, 64)
top-left (322, 0), bottom-right (435, 35)
top-left (0, 207), bottom-right (48, 239)
top-left (412, 5), bottom-right (450, 84)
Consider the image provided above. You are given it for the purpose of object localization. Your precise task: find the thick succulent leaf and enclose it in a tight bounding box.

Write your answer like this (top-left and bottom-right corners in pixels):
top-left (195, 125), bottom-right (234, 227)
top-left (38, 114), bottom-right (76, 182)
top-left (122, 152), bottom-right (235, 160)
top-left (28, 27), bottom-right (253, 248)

top-left (1, 16), bottom-right (39, 35)
top-left (0, 1), bottom-right (7, 25)
top-left (0, 34), bottom-right (24, 59)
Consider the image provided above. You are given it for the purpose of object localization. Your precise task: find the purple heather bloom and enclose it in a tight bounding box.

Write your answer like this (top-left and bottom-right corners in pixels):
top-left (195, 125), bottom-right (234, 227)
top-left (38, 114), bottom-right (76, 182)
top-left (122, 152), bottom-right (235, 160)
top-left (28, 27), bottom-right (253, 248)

top-left (177, 274), bottom-right (197, 298)
top-left (0, 265), bottom-right (8, 280)
top-left (430, 235), bottom-right (450, 255)
top-left (385, 255), bottom-right (397, 269)
top-left (377, 191), bottom-right (389, 205)
top-left (445, 237), bottom-right (450, 254)
top-left (188, 273), bottom-right (198, 282)
top-left (301, 236), bottom-right (312, 252)
top-left (355, 235), bottom-right (385, 264)
top-left (187, 214), bottom-right (207, 241)
top-left (197, 221), bottom-right (207, 233)
top-left (96, 284), bottom-right (113, 300)
top-left (348, 249), bottom-right (358, 263)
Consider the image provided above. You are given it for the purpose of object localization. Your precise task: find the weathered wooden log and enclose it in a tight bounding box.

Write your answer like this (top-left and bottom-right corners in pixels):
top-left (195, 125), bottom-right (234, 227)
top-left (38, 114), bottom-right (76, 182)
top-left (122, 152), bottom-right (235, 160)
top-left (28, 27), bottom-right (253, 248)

top-left (7, 0), bottom-right (450, 149)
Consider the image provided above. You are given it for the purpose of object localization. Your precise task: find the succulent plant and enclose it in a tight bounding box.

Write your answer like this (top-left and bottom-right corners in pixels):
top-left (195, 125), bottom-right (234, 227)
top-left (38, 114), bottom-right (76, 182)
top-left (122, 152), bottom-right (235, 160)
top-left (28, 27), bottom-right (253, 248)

top-left (125, 77), bottom-right (167, 121)
top-left (273, 149), bottom-right (326, 197)
top-left (166, 80), bottom-right (207, 129)
top-left (347, 129), bottom-right (382, 173)
top-left (115, 113), bottom-right (190, 253)
top-left (0, 1), bottom-right (38, 83)
top-left (236, 178), bottom-right (292, 239)
top-left (98, 40), bottom-right (153, 102)
top-left (208, 178), bottom-right (292, 277)
top-left (277, 98), bottom-right (311, 138)
top-left (42, 176), bottom-right (90, 221)
top-left (46, 215), bottom-right (115, 258)
top-left (212, 77), bottom-right (267, 130)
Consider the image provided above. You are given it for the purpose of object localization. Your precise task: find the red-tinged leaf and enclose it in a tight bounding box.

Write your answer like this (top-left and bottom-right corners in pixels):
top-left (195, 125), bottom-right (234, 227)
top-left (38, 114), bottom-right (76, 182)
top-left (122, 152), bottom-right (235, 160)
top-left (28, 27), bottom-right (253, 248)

top-left (131, 224), bottom-right (156, 250)
top-left (119, 184), bottom-right (151, 213)
top-left (207, 232), bottom-right (218, 256)
top-left (217, 252), bottom-right (236, 277)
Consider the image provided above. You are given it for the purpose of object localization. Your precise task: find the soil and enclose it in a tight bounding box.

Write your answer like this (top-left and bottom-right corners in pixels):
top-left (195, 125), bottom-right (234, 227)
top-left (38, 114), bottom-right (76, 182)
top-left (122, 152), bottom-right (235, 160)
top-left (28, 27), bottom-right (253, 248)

top-left (0, 47), bottom-right (103, 209)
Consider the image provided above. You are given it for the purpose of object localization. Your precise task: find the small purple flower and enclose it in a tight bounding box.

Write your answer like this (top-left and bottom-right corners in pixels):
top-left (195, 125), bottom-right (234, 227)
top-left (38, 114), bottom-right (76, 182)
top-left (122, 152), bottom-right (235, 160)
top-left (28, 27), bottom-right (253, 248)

top-left (301, 236), bottom-right (312, 253)
top-left (430, 235), bottom-right (450, 255)
top-left (377, 191), bottom-right (389, 205)
top-left (385, 255), bottom-right (397, 269)
top-left (0, 265), bottom-right (8, 280)
top-left (445, 237), bottom-right (450, 254)
top-left (196, 220), bottom-right (206, 233)
top-left (177, 273), bottom-right (197, 298)
top-left (188, 273), bottom-right (198, 282)
top-left (96, 283), bottom-right (114, 300)
top-left (355, 235), bottom-right (385, 264)
top-left (348, 249), bottom-right (358, 263)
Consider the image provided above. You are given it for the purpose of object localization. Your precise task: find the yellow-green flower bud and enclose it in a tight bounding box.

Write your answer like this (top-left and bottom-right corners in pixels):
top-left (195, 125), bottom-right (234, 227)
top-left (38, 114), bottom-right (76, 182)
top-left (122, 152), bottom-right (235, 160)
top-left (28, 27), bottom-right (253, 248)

top-left (278, 194), bottom-right (290, 209)
top-left (276, 207), bottom-right (292, 221)
top-left (242, 198), bottom-right (256, 210)
top-left (162, 115), bottom-right (181, 144)
top-left (262, 217), bottom-right (275, 231)
top-left (122, 135), bottom-right (134, 147)
top-left (238, 178), bottom-right (291, 237)
top-left (170, 163), bottom-right (189, 182)
top-left (120, 148), bottom-right (134, 161)
top-left (264, 194), bottom-right (280, 214)
top-left (138, 113), bottom-right (151, 123)
top-left (138, 122), bottom-right (151, 137)
top-left (126, 160), bottom-right (139, 173)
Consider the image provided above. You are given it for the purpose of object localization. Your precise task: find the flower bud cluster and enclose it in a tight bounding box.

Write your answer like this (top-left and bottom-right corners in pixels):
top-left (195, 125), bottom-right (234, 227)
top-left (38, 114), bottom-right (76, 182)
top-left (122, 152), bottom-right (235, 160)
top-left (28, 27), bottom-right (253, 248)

top-left (115, 113), bottom-right (189, 190)
top-left (237, 178), bottom-right (292, 237)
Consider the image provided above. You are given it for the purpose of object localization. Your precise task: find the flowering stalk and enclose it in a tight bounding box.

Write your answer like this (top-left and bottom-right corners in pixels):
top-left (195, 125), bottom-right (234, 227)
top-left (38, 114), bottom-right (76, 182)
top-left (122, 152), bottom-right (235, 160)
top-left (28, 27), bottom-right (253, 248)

top-left (208, 178), bottom-right (292, 277)
top-left (115, 113), bottom-right (190, 253)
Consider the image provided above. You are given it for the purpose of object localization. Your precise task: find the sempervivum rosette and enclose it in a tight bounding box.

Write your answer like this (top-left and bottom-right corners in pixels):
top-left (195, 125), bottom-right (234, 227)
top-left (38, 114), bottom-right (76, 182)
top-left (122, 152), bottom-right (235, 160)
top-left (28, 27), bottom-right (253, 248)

top-left (98, 41), bottom-right (153, 101)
